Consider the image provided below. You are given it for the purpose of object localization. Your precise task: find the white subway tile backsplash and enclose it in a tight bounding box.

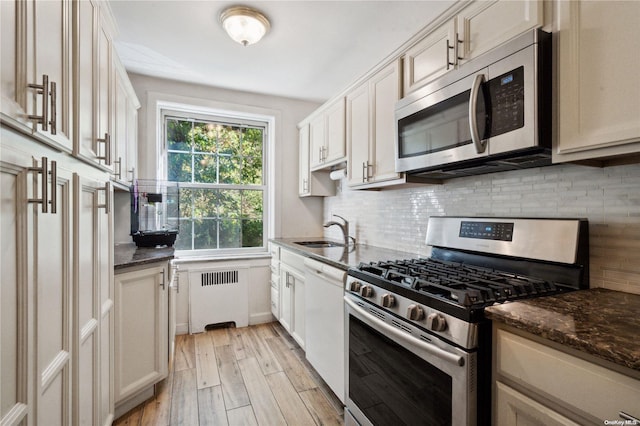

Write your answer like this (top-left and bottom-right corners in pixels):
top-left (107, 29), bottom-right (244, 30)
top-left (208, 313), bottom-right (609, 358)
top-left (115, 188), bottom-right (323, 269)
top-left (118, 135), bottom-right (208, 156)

top-left (324, 162), bottom-right (640, 294)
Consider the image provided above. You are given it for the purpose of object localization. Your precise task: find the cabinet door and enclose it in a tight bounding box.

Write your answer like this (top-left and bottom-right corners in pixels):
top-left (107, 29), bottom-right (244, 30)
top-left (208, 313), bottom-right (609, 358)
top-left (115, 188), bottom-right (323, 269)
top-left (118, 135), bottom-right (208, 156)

top-left (324, 98), bottom-right (346, 164)
top-left (1, 0), bottom-right (28, 122)
top-left (298, 124), bottom-right (311, 196)
top-left (346, 82), bottom-right (370, 187)
top-left (457, 0), bottom-right (543, 63)
top-left (0, 146), bottom-right (34, 425)
top-left (34, 160), bottom-right (74, 426)
top-left (114, 264), bottom-right (168, 404)
top-left (74, 0), bottom-right (99, 164)
top-left (554, 1), bottom-right (640, 161)
top-left (291, 271), bottom-right (305, 349)
top-left (125, 97), bottom-right (139, 184)
top-left (74, 174), bottom-right (113, 426)
top-left (96, 11), bottom-right (114, 172)
top-left (404, 20), bottom-right (456, 94)
top-left (495, 382), bottom-right (579, 426)
top-left (25, 0), bottom-right (74, 150)
top-left (279, 268), bottom-right (293, 333)
top-left (371, 60), bottom-right (402, 183)
top-left (309, 114), bottom-right (325, 169)
top-left (113, 67), bottom-right (128, 183)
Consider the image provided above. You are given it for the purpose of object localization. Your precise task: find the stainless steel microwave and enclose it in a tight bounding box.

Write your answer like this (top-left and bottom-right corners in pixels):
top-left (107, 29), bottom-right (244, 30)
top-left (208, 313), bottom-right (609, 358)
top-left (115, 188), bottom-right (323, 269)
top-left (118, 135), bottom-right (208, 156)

top-left (395, 29), bottom-right (552, 179)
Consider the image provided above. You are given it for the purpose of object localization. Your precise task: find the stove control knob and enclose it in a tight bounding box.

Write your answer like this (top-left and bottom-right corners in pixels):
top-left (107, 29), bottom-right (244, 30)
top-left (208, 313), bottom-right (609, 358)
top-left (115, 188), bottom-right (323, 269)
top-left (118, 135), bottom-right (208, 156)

top-left (407, 304), bottom-right (425, 321)
top-left (349, 281), bottom-right (362, 293)
top-left (360, 285), bottom-right (374, 298)
top-left (426, 313), bottom-right (447, 332)
top-left (381, 294), bottom-right (395, 308)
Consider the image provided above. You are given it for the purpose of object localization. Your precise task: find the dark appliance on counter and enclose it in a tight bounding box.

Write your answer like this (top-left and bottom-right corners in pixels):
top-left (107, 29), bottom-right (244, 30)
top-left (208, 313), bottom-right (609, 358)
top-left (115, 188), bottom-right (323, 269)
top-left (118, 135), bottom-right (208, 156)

top-left (395, 29), bottom-right (552, 180)
top-left (130, 180), bottom-right (179, 247)
top-left (344, 216), bottom-right (588, 426)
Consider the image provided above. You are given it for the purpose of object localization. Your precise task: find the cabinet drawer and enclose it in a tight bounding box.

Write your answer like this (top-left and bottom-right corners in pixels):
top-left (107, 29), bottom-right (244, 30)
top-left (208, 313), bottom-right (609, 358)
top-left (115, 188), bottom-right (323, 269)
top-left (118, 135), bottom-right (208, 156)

top-left (269, 243), bottom-right (280, 259)
top-left (280, 248), bottom-right (306, 273)
top-left (496, 329), bottom-right (640, 422)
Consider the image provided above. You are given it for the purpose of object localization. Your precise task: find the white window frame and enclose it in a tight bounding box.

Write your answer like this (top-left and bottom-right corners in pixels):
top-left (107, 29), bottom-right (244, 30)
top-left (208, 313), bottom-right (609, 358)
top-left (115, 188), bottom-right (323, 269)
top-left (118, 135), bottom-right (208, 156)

top-left (159, 104), bottom-right (271, 257)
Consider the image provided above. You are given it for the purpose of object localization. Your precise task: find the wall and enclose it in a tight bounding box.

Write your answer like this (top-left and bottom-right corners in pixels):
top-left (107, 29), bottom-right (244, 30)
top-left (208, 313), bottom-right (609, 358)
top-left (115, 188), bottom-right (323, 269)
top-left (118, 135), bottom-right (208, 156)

top-left (324, 162), bottom-right (640, 295)
top-left (126, 72), bottom-right (325, 240)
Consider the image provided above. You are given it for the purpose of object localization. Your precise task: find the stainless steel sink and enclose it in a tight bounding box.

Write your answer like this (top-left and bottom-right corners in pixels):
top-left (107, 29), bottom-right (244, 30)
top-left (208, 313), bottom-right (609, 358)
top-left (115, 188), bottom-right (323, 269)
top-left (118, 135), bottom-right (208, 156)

top-left (294, 240), bottom-right (344, 248)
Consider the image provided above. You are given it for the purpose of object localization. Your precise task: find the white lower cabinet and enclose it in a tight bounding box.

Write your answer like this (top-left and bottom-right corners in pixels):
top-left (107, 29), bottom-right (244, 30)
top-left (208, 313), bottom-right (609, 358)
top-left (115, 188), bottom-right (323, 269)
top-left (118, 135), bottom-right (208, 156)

top-left (494, 327), bottom-right (640, 425)
top-left (277, 248), bottom-right (306, 349)
top-left (1, 127), bottom-right (113, 425)
top-left (114, 262), bottom-right (169, 416)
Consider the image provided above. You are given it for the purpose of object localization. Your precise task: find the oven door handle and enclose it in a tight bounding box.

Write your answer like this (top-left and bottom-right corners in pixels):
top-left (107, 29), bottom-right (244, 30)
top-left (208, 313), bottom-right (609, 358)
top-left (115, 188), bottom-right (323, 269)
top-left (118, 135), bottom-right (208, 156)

top-left (345, 297), bottom-right (465, 367)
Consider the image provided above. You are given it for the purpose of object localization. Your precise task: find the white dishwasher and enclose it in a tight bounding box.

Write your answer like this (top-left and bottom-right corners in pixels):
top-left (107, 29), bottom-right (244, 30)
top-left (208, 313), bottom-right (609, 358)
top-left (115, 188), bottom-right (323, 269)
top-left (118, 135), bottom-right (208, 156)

top-left (304, 257), bottom-right (346, 404)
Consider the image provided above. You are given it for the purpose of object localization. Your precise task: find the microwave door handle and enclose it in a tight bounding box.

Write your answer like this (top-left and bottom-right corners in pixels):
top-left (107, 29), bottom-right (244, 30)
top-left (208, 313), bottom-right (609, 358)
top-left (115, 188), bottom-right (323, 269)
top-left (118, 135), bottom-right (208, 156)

top-left (469, 74), bottom-right (487, 154)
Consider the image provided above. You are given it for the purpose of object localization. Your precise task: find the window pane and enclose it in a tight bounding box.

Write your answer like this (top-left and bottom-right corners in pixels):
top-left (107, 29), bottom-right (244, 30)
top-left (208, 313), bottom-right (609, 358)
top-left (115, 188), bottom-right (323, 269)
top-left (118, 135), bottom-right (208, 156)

top-left (167, 118), bottom-right (192, 151)
top-left (191, 188), bottom-right (218, 218)
top-left (219, 125), bottom-right (241, 155)
top-left (175, 219), bottom-right (193, 250)
top-left (219, 219), bottom-right (241, 248)
top-left (218, 189), bottom-right (241, 219)
top-left (194, 154), bottom-right (218, 183)
top-left (242, 219), bottom-right (263, 247)
top-left (192, 122), bottom-right (217, 153)
top-left (194, 219), bottom-right (218, 250)
top-left (241, 190), bottom-right (263, 218)
top-left (242, 156), bottom-right (262, 184)
top-left (168, 152), bottom-right (192, 182)
top-left (219, 156), bottom-right (241, 184)
top-left (242, 128), bottom-right (263, 156)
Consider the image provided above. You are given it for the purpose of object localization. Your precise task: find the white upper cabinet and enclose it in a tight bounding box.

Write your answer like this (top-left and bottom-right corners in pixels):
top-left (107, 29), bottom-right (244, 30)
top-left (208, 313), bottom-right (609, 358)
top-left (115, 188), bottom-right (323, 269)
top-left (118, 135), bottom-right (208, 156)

top-left (457, 0), bottom-right (543, 63)
top-left (553, 0), bottom-right (640, 163)
top-left (298, 123), bottom-right (335, 197)
top-left (0, 0), bottom-right (74, 150)
top-left (113, 56), bottom-right (140, 186)
top-left (347, 59), bottom-right (403, 188)
top-left (403, 20), bottom-right (457, 95)
top-left (309, 97), bottom-right (346, 170)
top-left (404, 0), bottom-right (544, 95)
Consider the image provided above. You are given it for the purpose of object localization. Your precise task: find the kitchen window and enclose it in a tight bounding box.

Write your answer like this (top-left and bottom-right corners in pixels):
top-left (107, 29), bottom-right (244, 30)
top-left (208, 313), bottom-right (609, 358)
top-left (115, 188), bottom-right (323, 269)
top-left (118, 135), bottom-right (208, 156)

top-left (164, 111), bottom-right (267, 253)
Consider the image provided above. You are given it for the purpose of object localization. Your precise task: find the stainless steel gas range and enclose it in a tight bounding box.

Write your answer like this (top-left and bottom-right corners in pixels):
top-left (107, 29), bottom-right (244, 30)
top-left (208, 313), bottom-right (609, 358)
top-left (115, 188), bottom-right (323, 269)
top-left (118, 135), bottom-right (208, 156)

top-left (344, 217), bottom-right (589, 426)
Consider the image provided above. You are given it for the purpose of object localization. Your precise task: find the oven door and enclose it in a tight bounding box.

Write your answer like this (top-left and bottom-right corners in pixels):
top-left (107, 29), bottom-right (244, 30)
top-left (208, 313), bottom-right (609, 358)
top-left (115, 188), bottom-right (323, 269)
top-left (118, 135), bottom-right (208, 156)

top-left (344, 295), bottom-right (476, 426)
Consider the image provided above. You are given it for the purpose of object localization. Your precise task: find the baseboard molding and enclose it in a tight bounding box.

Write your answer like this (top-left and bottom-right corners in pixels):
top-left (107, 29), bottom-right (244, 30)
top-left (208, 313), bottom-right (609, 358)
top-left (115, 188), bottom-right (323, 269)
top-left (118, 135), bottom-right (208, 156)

top-left (249, 311), bottom-right (276, 325)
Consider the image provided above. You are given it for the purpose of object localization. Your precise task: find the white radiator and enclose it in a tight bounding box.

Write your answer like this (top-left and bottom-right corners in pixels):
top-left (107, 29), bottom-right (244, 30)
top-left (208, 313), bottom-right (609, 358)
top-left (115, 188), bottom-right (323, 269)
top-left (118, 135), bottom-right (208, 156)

top-left (188, 266), bottom-right (249, 333)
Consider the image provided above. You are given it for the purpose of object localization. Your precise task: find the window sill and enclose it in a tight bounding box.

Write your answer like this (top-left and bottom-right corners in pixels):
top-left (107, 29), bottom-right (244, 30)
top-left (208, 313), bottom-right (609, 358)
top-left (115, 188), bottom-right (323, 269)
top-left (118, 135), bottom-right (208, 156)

top-left (172, 251), bottom-right (271, 264)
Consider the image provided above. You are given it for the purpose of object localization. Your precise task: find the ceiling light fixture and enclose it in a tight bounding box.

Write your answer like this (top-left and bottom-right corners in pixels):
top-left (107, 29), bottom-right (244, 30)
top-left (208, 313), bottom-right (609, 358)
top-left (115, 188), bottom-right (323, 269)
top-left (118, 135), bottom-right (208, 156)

top-left (220, 6), bottom-right (270, 47)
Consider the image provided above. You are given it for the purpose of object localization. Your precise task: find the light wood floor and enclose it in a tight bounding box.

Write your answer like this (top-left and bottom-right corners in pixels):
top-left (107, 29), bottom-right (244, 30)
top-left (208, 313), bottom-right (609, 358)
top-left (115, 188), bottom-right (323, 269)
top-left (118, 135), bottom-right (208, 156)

top-left (114, 322), bottom-right (345, 426)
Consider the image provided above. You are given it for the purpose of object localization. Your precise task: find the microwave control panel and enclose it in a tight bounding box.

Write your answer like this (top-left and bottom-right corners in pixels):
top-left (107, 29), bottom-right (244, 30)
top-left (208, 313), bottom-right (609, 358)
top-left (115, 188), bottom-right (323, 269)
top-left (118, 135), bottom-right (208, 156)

top-left (488, 66), bottom-right (525, 137)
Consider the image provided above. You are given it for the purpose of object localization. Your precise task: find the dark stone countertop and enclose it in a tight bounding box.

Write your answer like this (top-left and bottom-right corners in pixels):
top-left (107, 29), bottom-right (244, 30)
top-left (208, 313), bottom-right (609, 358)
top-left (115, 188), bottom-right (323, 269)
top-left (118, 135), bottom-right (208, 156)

top-left (114, 243), bottom-right (175, 270)
top-left (270, 238), bottom-right (423, 271)
top-left (485, 288), bottom-right (640, 373)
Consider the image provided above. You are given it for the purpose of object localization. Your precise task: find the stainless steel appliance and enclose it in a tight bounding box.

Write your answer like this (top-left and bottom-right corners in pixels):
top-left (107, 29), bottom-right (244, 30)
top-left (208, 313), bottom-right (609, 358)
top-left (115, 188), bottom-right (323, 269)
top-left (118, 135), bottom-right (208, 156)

top-left (344, 217), bottom-right (589, 426)
top-left (395, 29), bottom-right (552, 179)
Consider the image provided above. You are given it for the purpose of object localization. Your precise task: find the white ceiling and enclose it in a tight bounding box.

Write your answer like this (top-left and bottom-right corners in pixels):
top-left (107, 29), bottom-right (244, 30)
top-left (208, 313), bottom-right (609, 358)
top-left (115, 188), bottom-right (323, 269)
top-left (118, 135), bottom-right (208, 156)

top-left (109, 1), bottom-right (455, 103)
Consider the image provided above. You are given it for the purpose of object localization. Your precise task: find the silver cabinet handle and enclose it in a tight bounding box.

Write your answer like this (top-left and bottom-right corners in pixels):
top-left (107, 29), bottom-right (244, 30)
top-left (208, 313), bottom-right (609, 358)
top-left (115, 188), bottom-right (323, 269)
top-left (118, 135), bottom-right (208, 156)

top-left (49, 81), bottom-right (57, 135)
top-left (27, 74), bottom-right (49, 132)
top-left (113, 157), bottom-right (122, 180)
top-left (455, 34), bottom-right (464, 62)
top-left (469, 73), bottom-right (487, 154)
top-left (128, 167), bottom-right (135, 183)
top-left (446, 40), bottom-right (455, 70)
top-left (96, 133), bottom-right (111, 165)
top-left (160, 270), bottom-right (166, 290)
top-left (362, 161), bottom-right (372, 182)
top-left (27, 156), bottom-right (48, 213)
top-left (97, 181), bottom-right (110, 214)
top-left (619, 412), bottom-right (640, 422)
top-left (49, 160), bottom-right (57, 214)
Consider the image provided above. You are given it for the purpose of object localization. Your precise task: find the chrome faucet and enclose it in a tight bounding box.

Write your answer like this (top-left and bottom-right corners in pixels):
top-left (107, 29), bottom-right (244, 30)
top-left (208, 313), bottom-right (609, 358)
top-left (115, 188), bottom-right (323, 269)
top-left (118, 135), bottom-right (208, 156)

top-left (323, 214), bottom-right (355, 247)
